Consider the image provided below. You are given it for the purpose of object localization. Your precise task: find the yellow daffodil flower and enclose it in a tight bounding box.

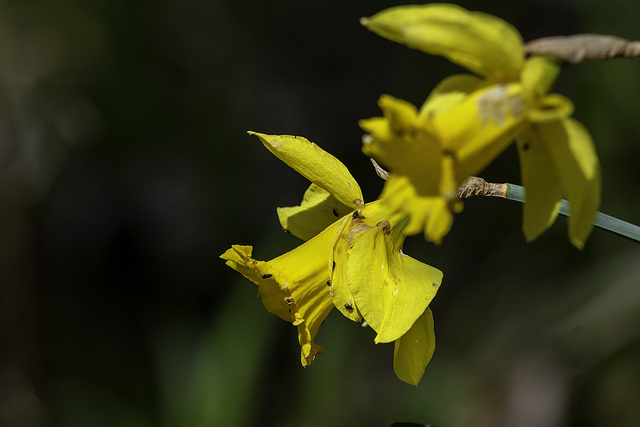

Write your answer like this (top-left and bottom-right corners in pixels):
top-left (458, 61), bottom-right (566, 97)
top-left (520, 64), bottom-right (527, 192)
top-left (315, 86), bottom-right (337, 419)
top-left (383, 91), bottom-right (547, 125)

top-left (360, 3), bottom-right (601, 248)
top-left (221, 132), bottom-right (443, 384)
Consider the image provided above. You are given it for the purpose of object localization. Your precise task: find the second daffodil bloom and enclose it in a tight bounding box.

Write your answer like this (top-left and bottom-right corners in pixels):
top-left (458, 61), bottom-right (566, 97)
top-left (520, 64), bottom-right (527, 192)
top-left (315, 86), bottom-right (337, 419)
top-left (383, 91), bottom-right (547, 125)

top-left (360, 3), bottom-right (601, 248)
top-left (221, 132), bottom-right (443, 385)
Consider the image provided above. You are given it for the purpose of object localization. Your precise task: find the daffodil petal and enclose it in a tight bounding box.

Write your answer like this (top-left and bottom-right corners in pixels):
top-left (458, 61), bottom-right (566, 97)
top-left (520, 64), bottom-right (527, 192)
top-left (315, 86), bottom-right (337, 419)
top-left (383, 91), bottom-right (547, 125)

top-left (380, 175), bottom-right (457, 244)
top-left (328, 215), bottom-right (363, 323)
top-left (419, 73), bottom-right (484, 121)
top-left (425, 195), bottom-right (460, 245)
top-left (278, 183), bottom-right (352, 241)
top-left (329, 201), bottom-right (389, 322)
top-left (378, 93), bottom-right (419, 132)
top-left (393, 308), bottom-right (436, 386)
top-left (434, 83), bottom-right (527, 180)
top-left (361, 4), bottom-right (524, 81)
top-left (346, 215), bottom-right (443, 343)
top-left (516, 125), bottom-right (562, 242)
top-left (538, 119), bottom-right (601, 248)
top-left (220, 218), bottom-right (343, 366)
top-left (360, 96), bottom-right (442, 196)
top-left (249, 132), bottom-right (364, 208)
top-left (529, 93), bottom-right (574, 123)
top-left (521, 55), bottom-right (562, 97)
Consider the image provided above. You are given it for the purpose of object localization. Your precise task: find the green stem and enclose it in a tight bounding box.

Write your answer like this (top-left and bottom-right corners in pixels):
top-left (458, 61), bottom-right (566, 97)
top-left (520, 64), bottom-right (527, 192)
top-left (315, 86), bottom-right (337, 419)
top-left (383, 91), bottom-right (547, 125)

top-left (506, 183), bottom-right (640, 244)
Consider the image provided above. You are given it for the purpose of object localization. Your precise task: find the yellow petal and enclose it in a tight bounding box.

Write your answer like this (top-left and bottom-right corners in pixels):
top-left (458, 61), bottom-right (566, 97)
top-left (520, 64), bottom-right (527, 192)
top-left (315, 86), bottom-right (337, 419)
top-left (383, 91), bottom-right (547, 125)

top-left (345, 214), bottom-right (443, 343)
top-left (529, 93), bottom-right (574, 123)
top-left (419, 73), bottom-right (484, 121)
top-left (393, 308), bottom-right (436, 386)
top-left (329, 201), bottom-right (390, 322)
top-left (434, 83), bottom-right (528, 180)
top-left (361, 4), bottom-right (524, 81)
top-left (220, 219), bottom-right (343, 366)
top-left (328, 215), bottom-right (363, 323)
top-left (520, 55), bottom-right (562, 97)
top-left (249, 132), bottom-right (364, 208)
top-left (360, 95), bottom-right (442, 197)
top-left (278, 183), bottom-right (352, 241)
top-left (538, 119), bottom-right (601, 248)
top-left (378, 93), bottom-right (419, 133)
top-left (516, 125), bottom-right (562, 242)
top-left (380, 175), bottom-right (456, 244)
top-left (360, 94), bottom-right (419, 136)
top-left (423, 197), bottom-right (459, 245)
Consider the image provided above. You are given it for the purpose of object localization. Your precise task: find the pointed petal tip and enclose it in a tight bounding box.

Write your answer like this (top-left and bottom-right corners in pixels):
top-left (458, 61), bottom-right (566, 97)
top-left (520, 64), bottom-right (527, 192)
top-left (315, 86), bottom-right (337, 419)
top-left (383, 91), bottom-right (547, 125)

top-left (397, 372), bottom-right (422, 387)
top-left (570, 236), bottom-right (586, 250)
top-left (522, 229), bottom-right (536, 243)
top-left (373, 334), bottom-right (392, 344)
top-left (359, 17), bottom-right (369, 27)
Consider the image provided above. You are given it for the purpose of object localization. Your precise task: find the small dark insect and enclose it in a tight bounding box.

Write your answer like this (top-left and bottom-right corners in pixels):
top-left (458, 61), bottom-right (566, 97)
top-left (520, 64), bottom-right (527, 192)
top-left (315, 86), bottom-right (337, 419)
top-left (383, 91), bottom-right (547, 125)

top-left (344, 301), bottom-right (354, 311)
top-left (352, 210), bottom-right (365, 220)
top-left (261, 274), bottom-right (272, 279)
top-left (285, 297), bottom-right (294, 305)
top-left (326, 280), bottom-right (331, 286)
top-left (332, 208), bottom-right (339, 217)
top-left (522, 142), bottom-right (530, 151)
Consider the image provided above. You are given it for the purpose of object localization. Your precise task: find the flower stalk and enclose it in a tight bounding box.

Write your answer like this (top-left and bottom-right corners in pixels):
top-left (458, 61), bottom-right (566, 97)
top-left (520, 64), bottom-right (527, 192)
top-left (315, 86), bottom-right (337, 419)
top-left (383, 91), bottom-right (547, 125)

top-left (457, 177), bottom-right (640, 244)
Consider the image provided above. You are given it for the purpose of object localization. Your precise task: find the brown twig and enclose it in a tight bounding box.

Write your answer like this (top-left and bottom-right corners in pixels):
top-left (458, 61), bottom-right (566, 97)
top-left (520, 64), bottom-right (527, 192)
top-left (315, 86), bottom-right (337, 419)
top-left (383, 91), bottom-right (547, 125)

top-left (524, 34), bottom-right (640, 64)
top-left (456, 176), bottom-right (507, 199)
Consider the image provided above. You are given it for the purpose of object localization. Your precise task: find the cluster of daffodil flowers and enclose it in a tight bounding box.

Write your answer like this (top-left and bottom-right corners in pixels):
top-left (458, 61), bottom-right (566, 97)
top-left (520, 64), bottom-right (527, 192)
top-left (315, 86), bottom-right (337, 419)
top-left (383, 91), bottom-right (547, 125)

top-left (222, 3), bottom-right (602, 386)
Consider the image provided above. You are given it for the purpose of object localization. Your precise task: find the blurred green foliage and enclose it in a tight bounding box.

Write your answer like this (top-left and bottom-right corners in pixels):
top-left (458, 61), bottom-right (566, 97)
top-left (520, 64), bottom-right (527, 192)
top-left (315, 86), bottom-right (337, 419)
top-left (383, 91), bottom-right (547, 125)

top-left (1, 0), bottom-right (639, 426)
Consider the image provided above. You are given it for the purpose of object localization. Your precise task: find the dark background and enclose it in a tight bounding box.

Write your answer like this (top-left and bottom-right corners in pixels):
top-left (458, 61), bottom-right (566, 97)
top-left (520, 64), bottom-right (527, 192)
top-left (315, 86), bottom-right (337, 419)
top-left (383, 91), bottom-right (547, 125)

top-left (1, 0), bottom-right (640, 426)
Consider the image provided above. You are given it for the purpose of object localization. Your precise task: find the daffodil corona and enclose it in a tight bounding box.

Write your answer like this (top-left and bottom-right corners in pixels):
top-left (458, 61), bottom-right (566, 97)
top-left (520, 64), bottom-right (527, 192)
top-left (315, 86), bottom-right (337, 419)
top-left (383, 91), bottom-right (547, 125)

top-left (221, 132), bottom-right (443, 385)
top-left (360, 3), bottom-right (601, 248)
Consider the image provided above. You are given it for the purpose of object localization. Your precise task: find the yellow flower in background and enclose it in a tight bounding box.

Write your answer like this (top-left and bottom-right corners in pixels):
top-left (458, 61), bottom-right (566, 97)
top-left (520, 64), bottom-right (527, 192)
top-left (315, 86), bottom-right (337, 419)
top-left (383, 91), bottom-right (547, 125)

top-left (361, 3), bottom-right (524, 82)
top-left (361, 3), bottom-right (601, 248)
top-left (221, 132), bottom-right (443, 385)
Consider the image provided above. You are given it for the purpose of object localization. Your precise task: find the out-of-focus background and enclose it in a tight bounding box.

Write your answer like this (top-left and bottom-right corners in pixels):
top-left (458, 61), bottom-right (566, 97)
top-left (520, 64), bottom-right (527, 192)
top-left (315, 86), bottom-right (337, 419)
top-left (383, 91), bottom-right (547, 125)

top-left (1, 0), bottom-right (639, 426)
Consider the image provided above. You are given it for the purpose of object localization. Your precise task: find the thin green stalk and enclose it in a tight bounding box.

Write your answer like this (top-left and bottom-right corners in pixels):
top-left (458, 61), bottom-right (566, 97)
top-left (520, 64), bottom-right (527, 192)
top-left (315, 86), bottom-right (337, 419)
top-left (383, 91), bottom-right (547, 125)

top-left (506, 183), bottom-right (640, 243)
